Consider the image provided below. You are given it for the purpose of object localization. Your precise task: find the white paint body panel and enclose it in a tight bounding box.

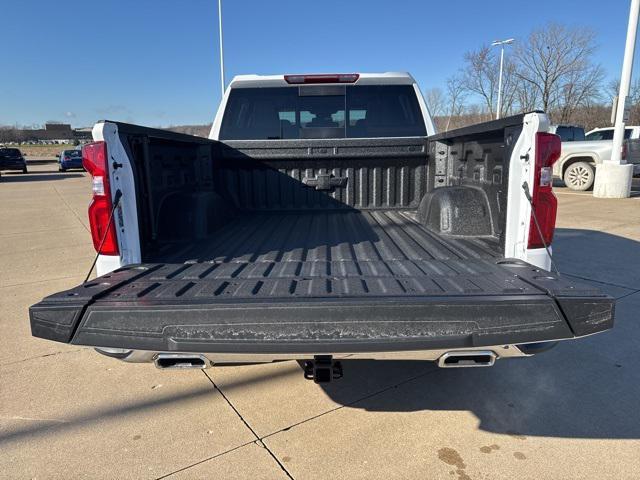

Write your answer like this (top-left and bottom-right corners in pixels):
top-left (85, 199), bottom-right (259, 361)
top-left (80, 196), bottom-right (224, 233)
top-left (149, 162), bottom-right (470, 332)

top-left (91, 122), bottom-right (141, 276)
top-left (503, 112), bottom-right (553, 271)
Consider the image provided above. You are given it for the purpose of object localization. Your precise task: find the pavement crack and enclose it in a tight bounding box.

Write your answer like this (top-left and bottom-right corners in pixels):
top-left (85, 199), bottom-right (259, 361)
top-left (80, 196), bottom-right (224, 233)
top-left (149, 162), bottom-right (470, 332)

top-left (51, 183), bottom-right (90, 233)
top-left (562, 272), bottom-right (638, 293)
top-left (261, 366), bottom-right (443, 441)
top-left (153, 440), bottom-right (255, 480)
top-left (0, 415), bottom-right (67, 423)
top-left (0, 348), bottom-right (83, 368)
top-left (0, 274), bottom-right (85, 289)
top-left (616, 289), bottom-right (640, 301)
top-left (202, 370), bottom-right (295, 480)
top-left (0, 226), bottom-right (87, 237)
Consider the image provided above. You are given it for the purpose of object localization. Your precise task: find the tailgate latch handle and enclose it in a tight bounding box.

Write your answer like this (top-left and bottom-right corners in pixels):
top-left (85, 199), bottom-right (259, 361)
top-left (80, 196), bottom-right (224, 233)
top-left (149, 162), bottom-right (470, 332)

top-left (302, 173), bottom-right (348, 191)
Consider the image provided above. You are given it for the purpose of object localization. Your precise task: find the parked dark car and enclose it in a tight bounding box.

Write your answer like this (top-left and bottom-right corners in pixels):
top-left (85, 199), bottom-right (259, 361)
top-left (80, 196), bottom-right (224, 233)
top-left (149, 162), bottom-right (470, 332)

top-left (549, 124), bottom-right (586, 142)
top-left (57, 149), bottom-right (83, 171)
top-left (0, 147), bottom-right (28, 173)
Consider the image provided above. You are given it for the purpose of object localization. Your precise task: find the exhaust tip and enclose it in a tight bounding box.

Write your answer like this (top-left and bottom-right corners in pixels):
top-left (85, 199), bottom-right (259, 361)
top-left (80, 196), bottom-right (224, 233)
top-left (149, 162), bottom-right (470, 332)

top-left (438, 351), bottom-right (497, 368)
top-left (154, 354), bottom-right (210, 370)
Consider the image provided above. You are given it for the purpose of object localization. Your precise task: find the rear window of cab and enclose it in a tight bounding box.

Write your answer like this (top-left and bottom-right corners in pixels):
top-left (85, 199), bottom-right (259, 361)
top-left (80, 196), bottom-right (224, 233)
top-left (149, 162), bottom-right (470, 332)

top-left (220, 85), bottom-right (426, 140)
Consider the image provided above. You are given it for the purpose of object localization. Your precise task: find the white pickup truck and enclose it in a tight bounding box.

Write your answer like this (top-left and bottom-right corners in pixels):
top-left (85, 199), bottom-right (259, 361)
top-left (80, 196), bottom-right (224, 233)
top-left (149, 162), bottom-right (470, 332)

top-left (553, 125), bottom-right (640, 190)
top-left (29, 73), bottom-right (613, 381)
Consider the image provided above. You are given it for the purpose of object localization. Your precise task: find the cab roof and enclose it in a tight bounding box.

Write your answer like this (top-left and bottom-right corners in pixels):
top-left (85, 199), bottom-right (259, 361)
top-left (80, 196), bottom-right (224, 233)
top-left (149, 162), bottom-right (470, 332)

top-left (228, 72), bottom-right (417, 89)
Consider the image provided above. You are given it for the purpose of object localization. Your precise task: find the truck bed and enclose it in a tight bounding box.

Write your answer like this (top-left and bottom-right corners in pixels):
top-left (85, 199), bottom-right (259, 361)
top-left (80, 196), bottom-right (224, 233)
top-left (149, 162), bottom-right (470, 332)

top-left (146, 209), bottom-right (502, 298)
top-left (28, 117), bottom-right (615, 358)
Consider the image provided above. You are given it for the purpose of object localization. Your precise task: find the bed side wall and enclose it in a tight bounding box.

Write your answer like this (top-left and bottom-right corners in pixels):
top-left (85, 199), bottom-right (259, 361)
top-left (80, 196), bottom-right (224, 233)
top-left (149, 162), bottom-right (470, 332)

top-left (421, 121), bottom-right (523, 251)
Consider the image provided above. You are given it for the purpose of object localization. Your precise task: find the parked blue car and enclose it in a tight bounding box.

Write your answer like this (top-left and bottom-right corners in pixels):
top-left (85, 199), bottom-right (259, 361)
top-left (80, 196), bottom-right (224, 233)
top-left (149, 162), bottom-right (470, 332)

top-left (58, 149), bottom-right (83, 171)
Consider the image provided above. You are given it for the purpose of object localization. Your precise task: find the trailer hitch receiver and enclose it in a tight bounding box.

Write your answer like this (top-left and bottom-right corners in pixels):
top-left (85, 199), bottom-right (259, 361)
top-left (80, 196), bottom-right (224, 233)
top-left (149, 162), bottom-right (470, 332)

top-left (303, 355), bottom-right (343, 383)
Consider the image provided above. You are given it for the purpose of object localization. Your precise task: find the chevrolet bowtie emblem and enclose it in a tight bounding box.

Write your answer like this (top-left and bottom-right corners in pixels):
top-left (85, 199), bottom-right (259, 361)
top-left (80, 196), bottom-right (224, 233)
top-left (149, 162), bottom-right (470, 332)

top-left (302, 173), bottom-right (348, 191)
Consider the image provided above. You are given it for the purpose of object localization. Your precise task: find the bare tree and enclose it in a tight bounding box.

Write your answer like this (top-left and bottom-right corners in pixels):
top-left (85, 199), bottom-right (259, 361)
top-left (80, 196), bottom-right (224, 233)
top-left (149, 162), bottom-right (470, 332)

top-left (607, 79), bottom-right (620, 103)
top-left (607, 78), bottom-right (640, 125)
top-left (555, 64), bottom-right (604, 123)
top-left (514, 76), bottom-right (539, 112)
top-left (570, 105), bottom-right (610, 131)
top-left (499, 60), bottom-right (519, 117)
top-left (423, 87), bottom-right (447, 117)
top-left (432, 22), bottom-right (623, 130)
top-left (461, 46), bottom-right (498, 117)
top-left (514, 23), bottom-right (603, 116)
top-left (445, 75), bottom-right (467, 131)
top-left (460, 46), bottom-right (518, 118)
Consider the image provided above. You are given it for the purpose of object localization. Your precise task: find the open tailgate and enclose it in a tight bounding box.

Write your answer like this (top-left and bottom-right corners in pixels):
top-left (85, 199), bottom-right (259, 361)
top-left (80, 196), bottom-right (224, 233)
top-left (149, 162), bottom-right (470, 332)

top-left (29, 258), bottom-right (614, 354)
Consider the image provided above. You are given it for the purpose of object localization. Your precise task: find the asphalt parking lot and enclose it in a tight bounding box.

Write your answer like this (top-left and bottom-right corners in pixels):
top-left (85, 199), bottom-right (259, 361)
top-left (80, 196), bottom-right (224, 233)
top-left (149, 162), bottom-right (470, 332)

top-left (1, 163), bottom-right (639, 480)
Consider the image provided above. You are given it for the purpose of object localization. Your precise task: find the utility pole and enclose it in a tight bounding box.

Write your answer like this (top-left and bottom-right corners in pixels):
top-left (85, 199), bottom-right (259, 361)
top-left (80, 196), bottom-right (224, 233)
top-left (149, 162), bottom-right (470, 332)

top-left (491, 38), bottom-right (514, 120)
top-left (218, 0), bottom-right (225, 97)
top-left (594, 0), bottom-right (639, 198)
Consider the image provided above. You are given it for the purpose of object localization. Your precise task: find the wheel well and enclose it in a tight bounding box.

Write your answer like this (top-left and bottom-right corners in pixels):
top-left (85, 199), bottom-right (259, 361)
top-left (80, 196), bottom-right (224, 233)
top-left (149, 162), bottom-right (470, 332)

top-left (561, 157), bottom-right (596, 177)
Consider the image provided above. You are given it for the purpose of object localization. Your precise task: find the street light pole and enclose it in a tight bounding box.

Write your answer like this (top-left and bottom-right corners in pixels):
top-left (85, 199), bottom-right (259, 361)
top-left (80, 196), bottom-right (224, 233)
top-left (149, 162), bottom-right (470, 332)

top-left (496, 46), bottom-right (505, 119)
top-left (491, 38), bottom-right (514, 120)
top-left (218, 0), bottom-right (225, 97)
top-left (593, 0), bottom-right (639, 198)
top-left (611, 0), bottom-right (640, 164)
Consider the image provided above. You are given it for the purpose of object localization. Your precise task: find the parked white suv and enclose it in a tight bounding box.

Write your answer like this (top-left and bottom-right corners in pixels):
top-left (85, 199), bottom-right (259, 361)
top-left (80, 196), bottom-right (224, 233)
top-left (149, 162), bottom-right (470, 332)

top-left (585, 126), bottom-right (640, 141)
top-left (552, 125), bottom-right (640, 190)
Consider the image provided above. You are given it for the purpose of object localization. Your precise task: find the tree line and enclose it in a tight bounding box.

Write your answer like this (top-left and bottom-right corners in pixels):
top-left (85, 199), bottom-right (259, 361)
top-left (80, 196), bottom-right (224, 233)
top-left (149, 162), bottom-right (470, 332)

top-left (425, 23), bottom-right (640, 132)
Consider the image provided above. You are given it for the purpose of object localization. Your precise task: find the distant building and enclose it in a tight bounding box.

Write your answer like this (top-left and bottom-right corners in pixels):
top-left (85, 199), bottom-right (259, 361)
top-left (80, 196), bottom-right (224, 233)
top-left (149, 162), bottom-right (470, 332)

top-left (1, 123), bottom-right (93, 144)
top-left (20, 123), bottom-right (73, 143)
top-left (73, 127), bottom-right (93, 141)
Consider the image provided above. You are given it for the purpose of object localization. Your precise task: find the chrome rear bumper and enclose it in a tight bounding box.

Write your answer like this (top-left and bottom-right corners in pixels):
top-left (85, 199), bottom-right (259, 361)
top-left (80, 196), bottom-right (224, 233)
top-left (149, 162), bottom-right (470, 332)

top-left (95, 344), bottom-right (532, 367)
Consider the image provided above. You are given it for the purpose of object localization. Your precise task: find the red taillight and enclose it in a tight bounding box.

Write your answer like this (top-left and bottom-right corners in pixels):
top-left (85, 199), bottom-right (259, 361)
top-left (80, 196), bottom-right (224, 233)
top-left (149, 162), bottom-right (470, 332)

top-left (284, 73), bottom-right (360, 84)
top-left (527, 132), bottom-right (561, 249)
top-left (82, 141), bottom-right (119, 255)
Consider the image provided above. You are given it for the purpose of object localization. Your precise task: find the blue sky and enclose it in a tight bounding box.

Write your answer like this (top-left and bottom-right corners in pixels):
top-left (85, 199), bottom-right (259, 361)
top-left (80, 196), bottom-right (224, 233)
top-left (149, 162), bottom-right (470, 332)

top-left (1, 0), bottom-right (637, 127)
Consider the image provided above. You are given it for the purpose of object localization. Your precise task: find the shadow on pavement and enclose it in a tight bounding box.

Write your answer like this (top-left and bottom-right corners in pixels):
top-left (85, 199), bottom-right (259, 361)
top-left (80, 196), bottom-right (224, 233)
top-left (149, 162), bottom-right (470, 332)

top-left (0, 385), bottom-right (219, 446)
top-left (553, 228), bottom-right (640, 288)
top-left (314, 228), bottom-right (640, 439)
top-left (0, 365), bottom-right (301, 447)
top-left (316, 346), bottom-right (639, 439)
top-left (0, 172), bottom-right (85, 183)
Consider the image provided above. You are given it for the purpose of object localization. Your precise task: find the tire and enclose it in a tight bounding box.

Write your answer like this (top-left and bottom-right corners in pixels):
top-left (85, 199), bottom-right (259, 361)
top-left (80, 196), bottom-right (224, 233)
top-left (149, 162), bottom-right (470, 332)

top-left (563, 161), bottom-right (594, 191)
top-left (59, 166), bottom-right (66, 172)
